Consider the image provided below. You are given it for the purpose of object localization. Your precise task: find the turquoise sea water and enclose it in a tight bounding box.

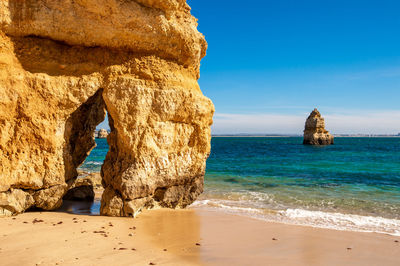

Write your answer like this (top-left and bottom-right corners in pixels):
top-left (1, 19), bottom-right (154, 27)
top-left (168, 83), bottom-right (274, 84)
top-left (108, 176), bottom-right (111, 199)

top-left (80, 137), bottom-right (400, 235)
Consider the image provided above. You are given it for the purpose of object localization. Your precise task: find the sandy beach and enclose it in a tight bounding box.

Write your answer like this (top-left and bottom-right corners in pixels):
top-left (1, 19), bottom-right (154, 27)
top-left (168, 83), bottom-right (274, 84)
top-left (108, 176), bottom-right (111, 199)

top-left (1, 208), bottom-right (399, 266)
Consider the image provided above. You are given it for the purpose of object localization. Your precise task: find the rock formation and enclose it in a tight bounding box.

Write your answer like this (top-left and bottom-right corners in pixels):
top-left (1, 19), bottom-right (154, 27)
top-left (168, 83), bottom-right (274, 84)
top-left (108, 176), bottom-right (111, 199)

top-left (0, 0), bottom-right (214, 217)
top-left (84, 172), bottom-right (103, 189)
top-left (97, 129), bottom-right (109, 139)
top-left (63, 177), bottom-right (95, 202)
top-left (303, 109), bottom-right (334, 145)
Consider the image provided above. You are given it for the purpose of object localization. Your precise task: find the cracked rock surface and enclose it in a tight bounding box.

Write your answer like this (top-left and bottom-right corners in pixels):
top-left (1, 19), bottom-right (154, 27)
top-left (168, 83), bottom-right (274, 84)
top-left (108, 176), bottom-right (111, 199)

top-left (0, 0), bottom-right (214, 217)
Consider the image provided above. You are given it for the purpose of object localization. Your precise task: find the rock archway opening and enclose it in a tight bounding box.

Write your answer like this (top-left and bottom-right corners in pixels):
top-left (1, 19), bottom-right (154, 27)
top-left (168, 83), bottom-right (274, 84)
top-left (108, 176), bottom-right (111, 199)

top-left (60, 89), bottom-right (112, 215)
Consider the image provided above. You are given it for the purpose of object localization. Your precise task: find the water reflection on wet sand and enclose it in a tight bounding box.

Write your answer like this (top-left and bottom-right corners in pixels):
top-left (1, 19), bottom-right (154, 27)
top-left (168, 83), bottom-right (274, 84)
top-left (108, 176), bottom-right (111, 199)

top-left (55, 200), bottom-right (101, 215)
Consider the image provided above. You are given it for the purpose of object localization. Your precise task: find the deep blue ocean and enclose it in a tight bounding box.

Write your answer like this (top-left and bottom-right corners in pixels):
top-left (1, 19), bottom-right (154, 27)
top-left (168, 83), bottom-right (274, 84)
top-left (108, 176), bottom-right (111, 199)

top-left (80, 137), bottom-right (400, 235)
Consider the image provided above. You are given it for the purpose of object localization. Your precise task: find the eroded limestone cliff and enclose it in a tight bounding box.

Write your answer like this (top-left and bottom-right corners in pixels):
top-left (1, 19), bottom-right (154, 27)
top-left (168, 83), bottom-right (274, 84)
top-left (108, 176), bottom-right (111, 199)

top-left (0, 0), bottom-right (214, 217)
top-left (303, 109), bottom-right (334, 145)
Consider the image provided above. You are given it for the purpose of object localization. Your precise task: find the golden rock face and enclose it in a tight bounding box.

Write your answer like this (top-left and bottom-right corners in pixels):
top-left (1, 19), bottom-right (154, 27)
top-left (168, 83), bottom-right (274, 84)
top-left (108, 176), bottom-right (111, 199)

top-left (303, 108), bottom-right (334, 145)
top-left (0, 0), bottom-right (214, 216)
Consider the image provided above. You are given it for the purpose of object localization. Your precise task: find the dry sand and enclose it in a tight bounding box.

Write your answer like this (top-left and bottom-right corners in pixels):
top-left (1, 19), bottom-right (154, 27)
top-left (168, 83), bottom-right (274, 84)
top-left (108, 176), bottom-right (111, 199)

top-left (0, 208), bottom-right (399, 266)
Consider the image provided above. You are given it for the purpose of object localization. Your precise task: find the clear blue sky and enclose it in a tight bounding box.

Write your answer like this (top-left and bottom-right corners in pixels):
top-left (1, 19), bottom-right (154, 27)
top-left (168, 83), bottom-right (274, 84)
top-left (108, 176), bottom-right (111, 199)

top-left (187, 0), bottom-right (400, 134)
top-left (98, 1), bottom-right (400, 134)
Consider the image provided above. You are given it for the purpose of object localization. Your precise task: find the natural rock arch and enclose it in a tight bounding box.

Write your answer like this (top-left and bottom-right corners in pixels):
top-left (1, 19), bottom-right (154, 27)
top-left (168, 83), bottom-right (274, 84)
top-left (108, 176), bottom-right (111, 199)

top-left (0, 0), bottom-right (214, 217)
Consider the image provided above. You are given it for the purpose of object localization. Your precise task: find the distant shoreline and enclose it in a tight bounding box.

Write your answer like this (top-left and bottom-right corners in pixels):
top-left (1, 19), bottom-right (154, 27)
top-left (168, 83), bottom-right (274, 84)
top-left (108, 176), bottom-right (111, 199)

top-left (212, 135), bottom-right (400, 138)
top-left (212, 135), bottom-right (294, 138)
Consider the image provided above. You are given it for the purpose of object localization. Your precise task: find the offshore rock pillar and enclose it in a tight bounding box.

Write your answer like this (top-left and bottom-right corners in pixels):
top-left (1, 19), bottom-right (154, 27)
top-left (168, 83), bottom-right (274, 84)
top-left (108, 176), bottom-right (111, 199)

top-left (303, 108), bottom-right (334, 145)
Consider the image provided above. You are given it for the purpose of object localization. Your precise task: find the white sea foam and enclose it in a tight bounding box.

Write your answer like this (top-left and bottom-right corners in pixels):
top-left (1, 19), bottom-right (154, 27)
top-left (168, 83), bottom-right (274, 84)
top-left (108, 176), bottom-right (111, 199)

top-left (191, 199), bottom-right (400, 236)
top-left (192, 199), bottom-right (264, 214)
top-left (280, 208), bottom-right (400, 236)
top-left (83, 161), bottom-right (103, 165)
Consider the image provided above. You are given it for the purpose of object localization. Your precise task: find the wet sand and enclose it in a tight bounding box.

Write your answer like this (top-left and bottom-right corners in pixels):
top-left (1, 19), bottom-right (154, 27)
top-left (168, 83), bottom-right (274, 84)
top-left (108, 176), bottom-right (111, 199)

top-left (0, 208), bottom-right (399, 266)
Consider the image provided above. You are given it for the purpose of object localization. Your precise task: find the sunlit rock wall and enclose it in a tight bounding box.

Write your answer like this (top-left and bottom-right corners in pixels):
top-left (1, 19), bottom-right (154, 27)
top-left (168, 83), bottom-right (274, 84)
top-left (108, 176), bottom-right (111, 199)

top-left (0, 0), bottom-right (214, 216)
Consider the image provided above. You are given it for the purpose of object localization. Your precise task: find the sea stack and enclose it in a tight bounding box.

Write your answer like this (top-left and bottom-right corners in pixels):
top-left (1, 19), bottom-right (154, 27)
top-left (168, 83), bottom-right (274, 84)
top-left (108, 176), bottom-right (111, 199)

top-left (0, 0), bottom-right (214, 217)
top-left (303, 109), bottom-right (334, 145)
top-left (97, 129), bottom-right (108, 139)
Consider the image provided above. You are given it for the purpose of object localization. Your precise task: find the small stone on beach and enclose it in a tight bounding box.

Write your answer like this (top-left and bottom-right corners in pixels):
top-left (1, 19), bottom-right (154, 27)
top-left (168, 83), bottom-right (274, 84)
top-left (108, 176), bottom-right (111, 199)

top-left (195, 243), bottom-right (201, 246)
top-left (395, 240), bottom-right (399, 243)
top-left (132, 248), bottom-right (136, 251)
top-left (347, 247), bottom-right (352, 250)
top-left (118, 248), bottom-right (127, 250)
top-left (163, 249), bottom-right (167, 251)
top-left (149, 263), bottom-right (156, 265)
top-left (272, 238), bottom-right (278, 241)
top-left (129, 233), bottom-right (133, 236)
top-left (57, 221), bottom-right (63, 224)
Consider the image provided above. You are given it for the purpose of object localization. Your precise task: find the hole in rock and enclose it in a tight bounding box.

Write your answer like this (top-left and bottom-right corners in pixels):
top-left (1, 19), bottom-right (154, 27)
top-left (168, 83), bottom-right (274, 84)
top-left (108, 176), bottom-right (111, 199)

top-left (57, 90), bottom-right (112, 215)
